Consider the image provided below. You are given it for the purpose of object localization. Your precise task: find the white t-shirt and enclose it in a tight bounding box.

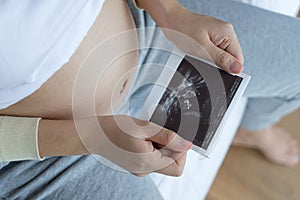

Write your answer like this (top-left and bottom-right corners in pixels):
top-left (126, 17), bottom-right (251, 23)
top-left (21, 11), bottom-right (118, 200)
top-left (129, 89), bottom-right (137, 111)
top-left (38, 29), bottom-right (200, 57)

top-left (0, 0), bottom-right (105, 109)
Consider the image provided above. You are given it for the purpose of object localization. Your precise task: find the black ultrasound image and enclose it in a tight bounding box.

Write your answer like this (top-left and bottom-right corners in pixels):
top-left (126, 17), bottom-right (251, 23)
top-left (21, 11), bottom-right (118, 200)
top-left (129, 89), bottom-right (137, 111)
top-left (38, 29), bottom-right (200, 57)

top-left (150, 55), bottom-right (243, 150)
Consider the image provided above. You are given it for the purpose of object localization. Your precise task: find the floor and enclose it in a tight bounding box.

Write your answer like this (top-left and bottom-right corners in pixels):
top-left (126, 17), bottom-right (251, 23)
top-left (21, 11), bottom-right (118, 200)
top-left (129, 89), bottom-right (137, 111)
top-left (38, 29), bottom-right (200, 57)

top-left (207, 11), bottom-right (300, 200)
top-left (207, 109), bottom-right (300, 200)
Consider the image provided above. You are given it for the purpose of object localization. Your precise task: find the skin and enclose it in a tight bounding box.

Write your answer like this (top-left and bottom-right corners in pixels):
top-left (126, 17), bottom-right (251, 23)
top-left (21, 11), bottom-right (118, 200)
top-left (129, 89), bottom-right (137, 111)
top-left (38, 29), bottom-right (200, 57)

top-left (0, 0), bottom-right (193, 176)
top-left (1, 0), bottom-right (296, 178)
top-left (233, 127), bottom-right (299, 167)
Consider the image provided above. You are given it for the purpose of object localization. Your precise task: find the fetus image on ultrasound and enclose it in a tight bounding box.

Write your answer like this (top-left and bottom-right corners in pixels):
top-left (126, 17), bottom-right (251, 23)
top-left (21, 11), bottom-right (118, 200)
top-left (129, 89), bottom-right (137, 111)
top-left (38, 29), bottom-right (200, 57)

top-left (150, 55), bottom-right (243, 149)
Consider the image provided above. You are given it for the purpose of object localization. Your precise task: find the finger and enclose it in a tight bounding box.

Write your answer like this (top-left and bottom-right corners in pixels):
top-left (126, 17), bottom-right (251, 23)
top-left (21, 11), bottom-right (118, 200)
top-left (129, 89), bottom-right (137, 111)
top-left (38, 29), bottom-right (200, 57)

top-left (156, 159), bottom-right (181, 176)
top-left (155, 152), bottom-right (188, 177)
top-left (159, 147), bottom-right (184, 158)
top-left (207, 42), bottom-right (243, 74)
top-left (160, 148), bottom-right (188, 168)
top-left (132, 172), bottom-right (150, 177)
top-left (209, 22), bottom-right (244, 66)
top-left (132, 150), bottom-right (188, 177)
top-left (223, 33), bottom-right (244, 65)
top-left (150, 149), bottom-right (180, 176)
top-left (174, 151), bottom-right (188, 173)
top-left (149, 129), bottom-right (192, 152)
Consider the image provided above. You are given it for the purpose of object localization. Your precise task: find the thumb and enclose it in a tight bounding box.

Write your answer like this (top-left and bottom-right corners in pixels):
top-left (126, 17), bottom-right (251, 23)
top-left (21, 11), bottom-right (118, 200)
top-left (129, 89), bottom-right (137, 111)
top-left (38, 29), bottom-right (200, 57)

top-left (149, 129), bottom-right (192, 152)
top-left (207, 43), bottom-right (243, 74)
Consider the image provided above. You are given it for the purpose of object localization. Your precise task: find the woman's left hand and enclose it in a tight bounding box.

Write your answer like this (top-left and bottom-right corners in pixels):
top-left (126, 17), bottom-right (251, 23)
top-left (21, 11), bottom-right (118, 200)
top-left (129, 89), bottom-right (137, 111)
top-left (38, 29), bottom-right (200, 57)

top-left (136, 0), bottom-right (244, 74)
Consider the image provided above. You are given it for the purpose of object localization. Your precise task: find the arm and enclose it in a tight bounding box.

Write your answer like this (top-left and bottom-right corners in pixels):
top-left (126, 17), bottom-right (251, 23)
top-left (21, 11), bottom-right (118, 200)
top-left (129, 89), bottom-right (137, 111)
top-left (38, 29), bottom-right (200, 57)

top-left (134, 0), bottom-right (183, 28)
top-left (0, 115), bottom-right (192, 177)
top-left (134, 0), bottom-right (244, 74)
top-left (39, 115), bottom-right (192, 176)
top-left (38, 119), bottom-right (88, 157)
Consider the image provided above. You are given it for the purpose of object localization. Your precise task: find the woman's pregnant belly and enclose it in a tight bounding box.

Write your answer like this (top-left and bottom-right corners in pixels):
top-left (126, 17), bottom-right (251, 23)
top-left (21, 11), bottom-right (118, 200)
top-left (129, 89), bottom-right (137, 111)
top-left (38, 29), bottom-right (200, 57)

top-left (0, 0), bottom-right (138, 120)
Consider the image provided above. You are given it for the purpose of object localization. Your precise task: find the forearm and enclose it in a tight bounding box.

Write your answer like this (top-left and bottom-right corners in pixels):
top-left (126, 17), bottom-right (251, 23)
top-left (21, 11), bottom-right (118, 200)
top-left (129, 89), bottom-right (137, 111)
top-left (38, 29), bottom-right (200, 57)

top-left (135, 0), bottom-right (187, 28)
top-left (38, 119), bottom-right (90, 158)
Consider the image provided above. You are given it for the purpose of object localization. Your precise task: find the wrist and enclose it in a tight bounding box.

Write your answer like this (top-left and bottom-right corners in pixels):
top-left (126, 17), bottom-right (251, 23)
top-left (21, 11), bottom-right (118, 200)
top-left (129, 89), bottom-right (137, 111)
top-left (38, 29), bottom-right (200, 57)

top-left (38, 119), bottom-right (90, 157)
top-left (136, 0), bottom-right (186, 28)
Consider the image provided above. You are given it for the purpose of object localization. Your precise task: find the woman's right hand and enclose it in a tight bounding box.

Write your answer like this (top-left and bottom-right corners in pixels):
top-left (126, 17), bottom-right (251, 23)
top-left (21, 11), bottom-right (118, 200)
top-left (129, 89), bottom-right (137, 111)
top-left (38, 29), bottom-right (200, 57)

top-left (90, 115), bottom-right (193, 176)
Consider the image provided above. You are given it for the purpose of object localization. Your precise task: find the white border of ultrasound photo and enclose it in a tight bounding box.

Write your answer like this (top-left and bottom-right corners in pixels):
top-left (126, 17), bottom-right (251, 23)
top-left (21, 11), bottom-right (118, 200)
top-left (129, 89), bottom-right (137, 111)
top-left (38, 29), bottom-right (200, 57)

top-left (139, 49), bottom-right (251, 157)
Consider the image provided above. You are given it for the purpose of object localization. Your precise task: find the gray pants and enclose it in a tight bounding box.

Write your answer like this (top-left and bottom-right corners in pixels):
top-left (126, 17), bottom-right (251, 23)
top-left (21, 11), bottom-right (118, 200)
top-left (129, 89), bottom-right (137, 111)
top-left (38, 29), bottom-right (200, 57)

top-left (1, 0), bottom-right (300, 199)
top-left (187, 0), bottom-right (300, 131)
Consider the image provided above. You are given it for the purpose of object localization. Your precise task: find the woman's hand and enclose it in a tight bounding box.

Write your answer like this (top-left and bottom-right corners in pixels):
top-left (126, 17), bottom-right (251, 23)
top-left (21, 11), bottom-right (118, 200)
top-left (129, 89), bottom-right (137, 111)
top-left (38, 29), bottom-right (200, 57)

top-left (39, 115), bottom-right (192, 176)
top-left (95, 115), bottom-right (192, 176)
top-left (38, 115), bottom-right (192, 176)
top-left (36, 95), bottom-right (192, 177)
top-left (163, 9), bottom-right (244, 74)
top-left (136, 0), bottom-right (244, 74)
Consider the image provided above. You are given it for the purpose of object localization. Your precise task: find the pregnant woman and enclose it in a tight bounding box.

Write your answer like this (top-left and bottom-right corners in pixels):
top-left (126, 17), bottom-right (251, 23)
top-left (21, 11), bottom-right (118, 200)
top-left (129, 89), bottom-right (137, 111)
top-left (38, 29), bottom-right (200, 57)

top-left (0, 0), bottom-right (299, 199)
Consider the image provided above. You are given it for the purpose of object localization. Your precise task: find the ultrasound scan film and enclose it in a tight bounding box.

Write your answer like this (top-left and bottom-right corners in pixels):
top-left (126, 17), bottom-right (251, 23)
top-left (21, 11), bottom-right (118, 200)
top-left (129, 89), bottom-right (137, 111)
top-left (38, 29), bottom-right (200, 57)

top-left (150, 55), bottom-right (243, 149)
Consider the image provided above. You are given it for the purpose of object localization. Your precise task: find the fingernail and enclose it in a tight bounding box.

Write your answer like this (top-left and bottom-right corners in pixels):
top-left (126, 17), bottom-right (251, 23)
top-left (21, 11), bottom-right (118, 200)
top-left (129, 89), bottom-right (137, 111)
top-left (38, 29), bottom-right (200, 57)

top-left (229, 61), bottom-right (242, 73)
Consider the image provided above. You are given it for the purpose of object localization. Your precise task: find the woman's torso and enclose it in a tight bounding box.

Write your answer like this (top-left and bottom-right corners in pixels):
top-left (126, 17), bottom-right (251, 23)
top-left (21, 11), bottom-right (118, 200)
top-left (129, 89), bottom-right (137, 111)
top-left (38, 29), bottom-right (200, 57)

top-left (0, 0), bottom-right (138, 119)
